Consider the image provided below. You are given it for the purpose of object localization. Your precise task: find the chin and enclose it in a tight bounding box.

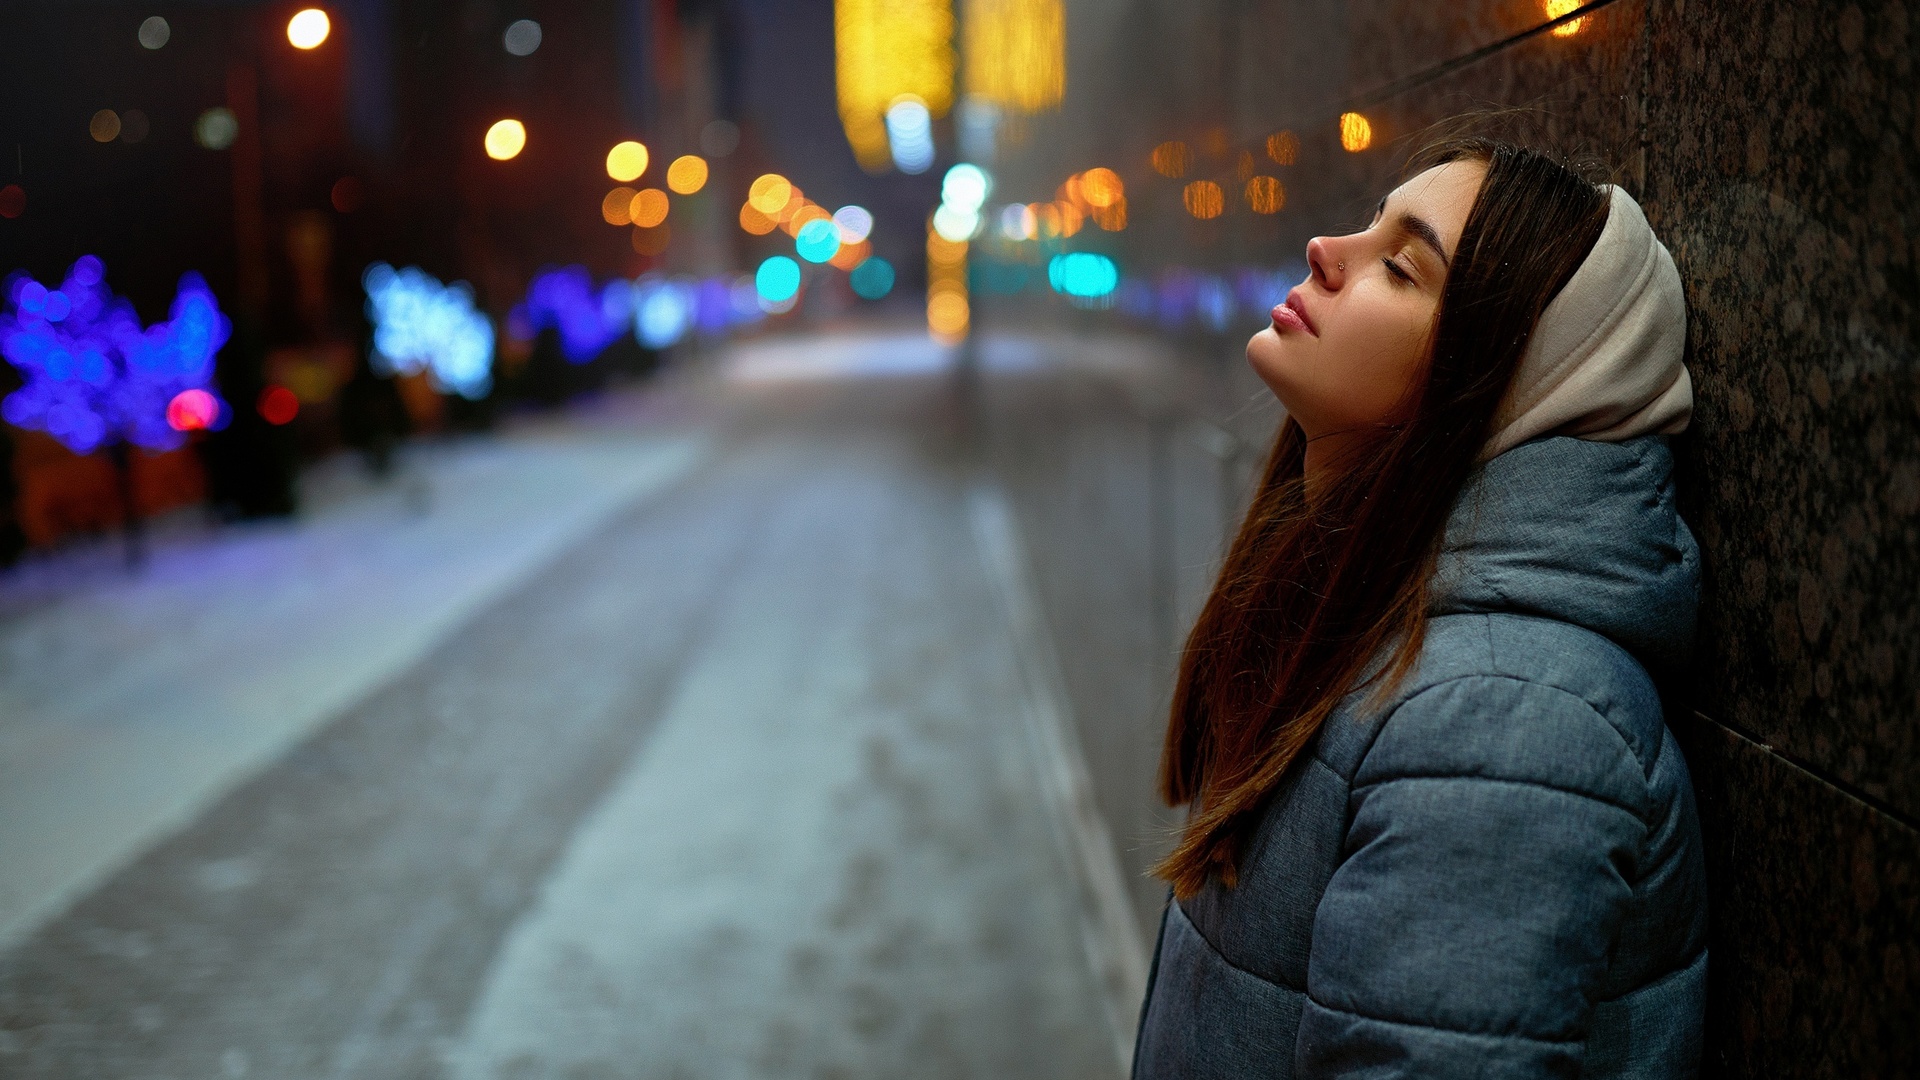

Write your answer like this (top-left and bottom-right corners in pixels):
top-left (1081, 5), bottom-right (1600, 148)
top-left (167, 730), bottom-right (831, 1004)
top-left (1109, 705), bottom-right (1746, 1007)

top-left (1245, 326), bottom-right (1297, 401)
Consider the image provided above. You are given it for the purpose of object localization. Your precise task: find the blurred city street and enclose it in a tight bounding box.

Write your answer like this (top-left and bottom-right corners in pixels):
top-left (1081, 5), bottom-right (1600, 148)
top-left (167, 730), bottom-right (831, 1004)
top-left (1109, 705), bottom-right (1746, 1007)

top-left (0, 330), bottom-right (1246, 1079)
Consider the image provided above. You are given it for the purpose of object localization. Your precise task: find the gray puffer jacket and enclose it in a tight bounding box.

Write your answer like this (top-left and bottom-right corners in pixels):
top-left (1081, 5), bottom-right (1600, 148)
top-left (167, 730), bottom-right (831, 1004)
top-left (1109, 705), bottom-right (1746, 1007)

top-left (1133, 435), bottom-right (1708, 1079)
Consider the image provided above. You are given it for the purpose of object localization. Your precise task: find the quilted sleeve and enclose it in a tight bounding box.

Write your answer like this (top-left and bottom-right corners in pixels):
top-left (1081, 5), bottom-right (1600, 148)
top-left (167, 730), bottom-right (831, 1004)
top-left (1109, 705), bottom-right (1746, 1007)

top-left (1295, 675), bottom-right (1652, 1079)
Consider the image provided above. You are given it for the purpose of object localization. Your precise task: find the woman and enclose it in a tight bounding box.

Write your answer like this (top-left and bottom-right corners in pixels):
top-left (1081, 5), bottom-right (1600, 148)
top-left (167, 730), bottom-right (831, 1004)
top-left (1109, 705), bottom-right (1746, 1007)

top-left (1132, 137), bottom-right (1706, 1078)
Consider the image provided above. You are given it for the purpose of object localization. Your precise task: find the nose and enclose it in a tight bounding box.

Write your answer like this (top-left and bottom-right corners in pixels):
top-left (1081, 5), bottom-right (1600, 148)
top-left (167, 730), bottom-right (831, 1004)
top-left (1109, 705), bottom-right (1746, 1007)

top-left (1306, 235), bottom-right (1345, 290)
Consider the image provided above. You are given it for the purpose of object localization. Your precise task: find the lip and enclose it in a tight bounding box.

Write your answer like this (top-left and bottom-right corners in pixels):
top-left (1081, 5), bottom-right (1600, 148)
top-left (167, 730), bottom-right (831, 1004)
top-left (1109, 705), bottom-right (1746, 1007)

top-left (1273, 288), bottom-right (1318, 336)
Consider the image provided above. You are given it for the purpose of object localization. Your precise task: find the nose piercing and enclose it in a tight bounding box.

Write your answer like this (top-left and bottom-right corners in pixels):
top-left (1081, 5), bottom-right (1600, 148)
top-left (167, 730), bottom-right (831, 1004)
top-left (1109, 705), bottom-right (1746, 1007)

top-left (1337, 262), bottom-right (1345, 270)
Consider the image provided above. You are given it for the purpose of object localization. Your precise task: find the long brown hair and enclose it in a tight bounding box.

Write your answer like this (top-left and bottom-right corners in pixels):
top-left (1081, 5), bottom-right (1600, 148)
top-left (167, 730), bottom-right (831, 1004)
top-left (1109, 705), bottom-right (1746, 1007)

top-left (1155, 136), bottom-right (1613, 899)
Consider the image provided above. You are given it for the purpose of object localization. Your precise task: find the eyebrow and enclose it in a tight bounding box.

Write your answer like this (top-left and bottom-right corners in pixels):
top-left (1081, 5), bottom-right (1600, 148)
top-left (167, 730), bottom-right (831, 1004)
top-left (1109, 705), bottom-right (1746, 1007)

top-left (1373, 195), bottom-right (1452, 266)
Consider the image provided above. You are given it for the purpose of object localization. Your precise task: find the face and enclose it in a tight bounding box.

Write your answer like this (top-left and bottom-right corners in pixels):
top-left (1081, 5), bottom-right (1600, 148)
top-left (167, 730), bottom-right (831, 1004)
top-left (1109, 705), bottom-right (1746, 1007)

top-left (1247, 160), bottom-right (1487, 448)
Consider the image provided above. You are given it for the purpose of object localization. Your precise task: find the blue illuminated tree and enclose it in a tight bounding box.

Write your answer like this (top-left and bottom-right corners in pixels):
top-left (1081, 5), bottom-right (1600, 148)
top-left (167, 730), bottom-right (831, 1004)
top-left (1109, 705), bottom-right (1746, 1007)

top-left (0, 255), bottom-right (232, 560)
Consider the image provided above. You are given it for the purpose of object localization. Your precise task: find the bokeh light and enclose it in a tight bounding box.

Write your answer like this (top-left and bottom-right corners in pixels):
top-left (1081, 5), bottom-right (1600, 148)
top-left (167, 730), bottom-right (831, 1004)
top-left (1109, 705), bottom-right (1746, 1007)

top-left (963, 0), bottom-right (1065, 113)
top-left (90, 110), bottom-right (122, 143)
top-left (602, 186), bottom-right (637, 225)
top-left (1266, 130), bottom-right (1299, 165)
top-left (1048, 252), bottom-right (1118, 298)
top-left (932, 204), bottom-right (979, 242)
top-left (363, 263), bottom-right (494, 399)
top-left (942, 163), bottom-right (991, 212)
top-left (756, 256), bottom-right (802, 304)
top-left (1545, 0), bottom-right (1588, 35)
top-left (1091, 196), bottom-right (1126, 231)
top-left (666, 155), bottom-right (709, 194)
top-left (514, 266), bottom-right (632, 363)
top-left (1339, 112), bottom-right (1372, 152)
top-left (1079, 167), bottom-right (1123, 208)
top-left (1000, 203), bottom-right (1037, 240)
top-left (1183, 180), bottom-right (1225, 219)
top-left (886, 96), bottom-right (936, 174)
top-left (138, 16), bottom-right (170, 49)
top-left (485, 119), bottom-right (527, 160)
top-left (1245, 175), bottom-right (1285, 214)
top-left (834, 0), bottom-right (956, 172)
top-left (849, 257), bottom-right (895, 299)
top-left (1054, 201), bottom-right (1084, 236)
top-left (287, 8), bottom-right (330, 49)
top-left (632, 224), bottom-right (671, 256)
top-left (795, 219), bottom-right (842, 263)
top-left (256, 385), bottom-right (299, 426)
top-left (1, 257), bottom-right (232, 453)
top-left (629, 188), bottom-right (670, 228)
top-left (748, 174), bottom-right (794, 215)
top-left (828, 238), bottom-right (872, 270)
top-left (0, 185), bottom-right (24, 219)
top-left (606, 141), bottom-right (650, 182)
top-left (1151, 141), bottom-right (1191, 178)
top-left (782, 203), bottom-right (831, 237)
top-left (833, 205), bottom-right (874, 244)
top-left (633, 275), bottom-right (695, 348)
top-left (927, 291), bottom-right (968, 337)
top-left (168, 388), bottom-right (221, 431)
top-left (503, 19), bottom-right (542, 55)
top-left (195, 108), bottom-right (237, 150)
top-left (739, 203), bottom-right (779, 235)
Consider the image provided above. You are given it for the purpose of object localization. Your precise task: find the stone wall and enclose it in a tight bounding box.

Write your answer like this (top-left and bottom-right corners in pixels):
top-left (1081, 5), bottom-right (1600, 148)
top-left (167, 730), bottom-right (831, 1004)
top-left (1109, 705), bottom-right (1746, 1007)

top-left (996, 0), bottom-right (1919, 1072)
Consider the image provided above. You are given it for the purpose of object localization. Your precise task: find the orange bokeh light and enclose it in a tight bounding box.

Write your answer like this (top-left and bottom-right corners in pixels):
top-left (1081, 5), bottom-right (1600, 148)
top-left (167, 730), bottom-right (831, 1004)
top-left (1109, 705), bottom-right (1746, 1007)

top-left (1339, 112), bottom-right (1373, 152)
top-left (1183, 180), bottom-right (1224, 219)
top-left (1150, 142), bottom-right (1191, 178)
top-left (1080, 167), bottom-right (1124, 208)
top-left (1245, 175), bottom-right (1285, 214)
top-left (665, 154), bottom-right (709, 194)
top-left (1266, 130), bottom-right (1299, 165)
top-left (629, 188), bottom-right (670, 228)
top-left (602, 186), bottom-right (637, 225)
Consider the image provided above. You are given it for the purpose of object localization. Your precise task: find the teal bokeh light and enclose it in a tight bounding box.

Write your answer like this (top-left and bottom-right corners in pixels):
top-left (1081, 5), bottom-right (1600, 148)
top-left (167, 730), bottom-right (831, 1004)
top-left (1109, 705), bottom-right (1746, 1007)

top-left (849, 257), bottom-right (895, 300)
top-left (1047, 252), bottom-right (1118, 298)
top-left (756, 256), bottom-right (802, 303)
top-left (795, 219), bottom-right (842, 264)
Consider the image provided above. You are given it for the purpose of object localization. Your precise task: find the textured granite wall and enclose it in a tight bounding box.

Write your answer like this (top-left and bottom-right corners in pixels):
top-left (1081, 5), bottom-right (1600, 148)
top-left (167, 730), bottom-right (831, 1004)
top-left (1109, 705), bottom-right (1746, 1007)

top-left (998, 0), bottom-right (1919, 1072)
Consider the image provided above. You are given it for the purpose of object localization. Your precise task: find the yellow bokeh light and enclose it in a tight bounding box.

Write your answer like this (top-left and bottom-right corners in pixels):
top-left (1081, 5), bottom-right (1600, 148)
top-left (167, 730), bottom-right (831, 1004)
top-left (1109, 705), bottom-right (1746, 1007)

top-left (927, 291), bottom-right (969, 336)
top-left (739, 202), bottom-right (778, 235)
top-left (927, 230), bottom-right (968, 267)
top-left (748, 173), bottom-right (794, 215)
top-left (1245, 175), bottom-right (1285, 214)
top-left (629, 188), bottom-right (670, 228)
top-left (606, 141), bottom-right (650, 182)
top-left (485, 119), bottom-right (527, 160)
top-left (836, 0), bottom-right (955, 172)
top-left (963, 0), bottom-right (1065, 114)
top-left (666, 155), bottom-right (709, 194)
top-left (1266, 130), bottom-right (1299, 165)
top-left (1080, 167), bottom-right (1123, 208)
top-left (1151, 141), bottom-right (1191, 178)
top-left (1545, 0), bottom-right (1587, 35)
top-left (632, 223), bottom-right (670, 256)
top-left (1339, 112), bottom-right (1373, 152)
top-left (1183, 180), bottom-right (1224, 219)
top-left (602, 187), bottom-right (637, 225)
top-left (1090, 196), bottom-right (1126, 231)
top-left (287, 8), bottom-right (330, 49)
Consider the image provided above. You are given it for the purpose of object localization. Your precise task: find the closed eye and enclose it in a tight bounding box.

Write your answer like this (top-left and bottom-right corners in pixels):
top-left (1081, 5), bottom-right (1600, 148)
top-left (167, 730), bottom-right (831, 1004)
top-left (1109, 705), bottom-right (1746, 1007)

top-left (1382, 256), bottom-right (1414, 283)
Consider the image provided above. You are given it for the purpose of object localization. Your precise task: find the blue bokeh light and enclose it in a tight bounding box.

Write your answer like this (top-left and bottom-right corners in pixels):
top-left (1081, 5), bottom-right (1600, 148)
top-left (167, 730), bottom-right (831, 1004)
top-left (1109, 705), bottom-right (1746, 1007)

top-left (633, 275), bottom-right (694, 349)
top-left (363, 263), bottom-right (495, 400)
top-left (1, 256), bottom-right (231, 454)
top-left (515, 265), bottom-right (631, 363)
top-left (849, 258), bottom-right (895, 300)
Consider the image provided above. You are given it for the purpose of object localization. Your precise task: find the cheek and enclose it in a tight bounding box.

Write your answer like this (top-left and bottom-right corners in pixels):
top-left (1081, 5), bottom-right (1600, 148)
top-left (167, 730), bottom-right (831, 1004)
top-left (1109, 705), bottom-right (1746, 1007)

top-left (1318, 299), bottom-right (1433, 424)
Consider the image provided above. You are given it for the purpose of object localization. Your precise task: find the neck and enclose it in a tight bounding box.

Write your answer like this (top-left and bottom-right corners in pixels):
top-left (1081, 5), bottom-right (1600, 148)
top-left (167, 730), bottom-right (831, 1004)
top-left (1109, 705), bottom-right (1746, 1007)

top-left (1302, 429), bottom-right (1367, 501)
